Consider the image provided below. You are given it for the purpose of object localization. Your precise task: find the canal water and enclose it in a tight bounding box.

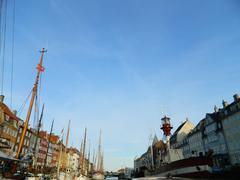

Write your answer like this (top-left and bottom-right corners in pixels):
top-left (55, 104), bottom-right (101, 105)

top-left (106, 178), bottom-right (228, 180)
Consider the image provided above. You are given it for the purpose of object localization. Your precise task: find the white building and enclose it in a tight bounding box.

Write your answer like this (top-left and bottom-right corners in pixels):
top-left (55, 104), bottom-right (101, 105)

top-left (202, 111), bottom-right (229, 168)
top-left (67, 147), bottom-right (80, 175)
top-left (221, 94), bottom-right (240, 166)
top-left (170, 118), bottom-right (194, 152)
top-left (181, 120), bottom-right (205, 159)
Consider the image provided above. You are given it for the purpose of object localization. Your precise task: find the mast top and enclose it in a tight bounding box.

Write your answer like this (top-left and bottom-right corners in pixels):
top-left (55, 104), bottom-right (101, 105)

top-left (160, 116), bottom-right (173, 137)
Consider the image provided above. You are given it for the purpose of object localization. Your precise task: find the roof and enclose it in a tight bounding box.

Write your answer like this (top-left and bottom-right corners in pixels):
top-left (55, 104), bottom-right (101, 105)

top-left (0, 102), bottom-right (19, 123)
top-left (173, 121), bottom-right (187, 136)
top-left (170, 120), bottom-right (188, 143)
top-left (153, 140), bottom-right (165, 149)
top-left (50, 134), bottom-right (59, 143)
top-left (67, 147), bottom-right (80, 154)
top-left (39, 131), bottom-right (48, 139)
top-left (219, 98), bottom-right (240, 119)
top-left (206, 112), bottom-right (219, 122)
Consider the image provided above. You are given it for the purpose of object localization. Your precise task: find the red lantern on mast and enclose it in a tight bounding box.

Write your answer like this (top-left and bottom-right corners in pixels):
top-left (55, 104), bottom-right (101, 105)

top-left (161, 116), bottom-right (173, 149)
top-left (161, 116), bottom-right (172, 136)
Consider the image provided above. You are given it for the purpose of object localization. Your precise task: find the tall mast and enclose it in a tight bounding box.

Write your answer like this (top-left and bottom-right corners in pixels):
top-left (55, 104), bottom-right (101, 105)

top-left (57, 128), bottom-right (64, 179)
top-left (100, 151), bottom-right (104, 172)
top-left (66, 120), bottom-right (70, 149)
top-left (64, 120), bottom-right (70, 179)
top-left (79, 140), bottom-right (83, 171)
top-left (92, 148), bottom-right (95, 171)
top-left (33, 104), bottom-right (44, 154)
top-left (44, 119), bottom-right (54, 169)
top-left (87, 140), bottom-right (90, 175)
top-left (97, 130), bottom-right (102, 172)
top-left (81, 128), bottom-right (87, 175)
top-left (16, 48), bottom-right (46, 159)
top-left (32, 104), bottom-right (44, 168)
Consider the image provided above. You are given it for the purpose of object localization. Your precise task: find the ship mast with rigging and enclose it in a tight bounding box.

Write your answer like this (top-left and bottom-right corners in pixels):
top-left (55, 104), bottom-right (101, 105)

top-left (15, 48), bottom-right (46, 159)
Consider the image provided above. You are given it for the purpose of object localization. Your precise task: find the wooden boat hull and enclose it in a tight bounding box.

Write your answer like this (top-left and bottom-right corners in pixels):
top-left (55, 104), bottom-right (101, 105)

top-left (146, 156), bottom-right (213, 178)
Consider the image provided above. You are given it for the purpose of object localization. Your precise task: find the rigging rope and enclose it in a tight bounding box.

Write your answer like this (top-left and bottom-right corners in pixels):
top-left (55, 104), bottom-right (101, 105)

top-left (0, 0), bottom-right (3, 50)
top-left (0, 0), bottom-right (7, 95)
top-left (10, 0), bottom-right (16, 108)
top-left (18, 88), bottom-right (33, 117)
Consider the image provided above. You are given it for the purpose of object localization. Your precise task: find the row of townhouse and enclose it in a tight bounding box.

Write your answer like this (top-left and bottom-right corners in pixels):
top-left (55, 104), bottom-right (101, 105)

top-left (0, 95), bottom-right (62, 170)
top-left (134, 93), bottom-right (240, 174)
top-left (171, 93), bottom-right (240, 170)
top-left (0, 94), bottom-right (92, 174)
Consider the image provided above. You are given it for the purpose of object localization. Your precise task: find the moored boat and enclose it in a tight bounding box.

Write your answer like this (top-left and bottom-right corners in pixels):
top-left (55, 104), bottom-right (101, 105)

top-left (92, 130), bottom-right (104, 180)
top-left (146, 155), bottom-right (212, 178)
top-left (141, 116), bottom-right (213, 178)
top-left (92, 172), bottom-right (105, 180)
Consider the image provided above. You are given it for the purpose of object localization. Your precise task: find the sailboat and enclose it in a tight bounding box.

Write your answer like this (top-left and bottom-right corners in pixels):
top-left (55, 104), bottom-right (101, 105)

top-left (2, 48), bottom-right (46, 179)
top-left (76, 128), bottom-right (89, 180)
top-left (92, 130), bottom-right (104, 180)
top-left (58, 120), bottom-right (73, 180)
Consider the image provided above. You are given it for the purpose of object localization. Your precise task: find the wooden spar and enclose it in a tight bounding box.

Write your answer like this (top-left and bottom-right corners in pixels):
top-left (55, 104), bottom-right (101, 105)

top-left (78, 140), bottom-right (83, 172)
top-left (44, 119), bottom-right (54, 169)
top-left (65, 120), bottom-right (70, 149)
top-left (81, 127), bottom-right (87, 175)
top-left (64, 120), bottom-right (70, 179)
top-left (32, 103), bottom-right (44, 168)
top-left (97, 130), bottom-right (102, 172)
top-left (92, 148), bottom-right (95, 170)
top-left (15, 48), bottom-right (46, 159)
top-left (57, 128), bottom-right (64, 178)
top-left (87, 140), bottom-right (90, 175)
top-left (33, 104), bottom-right (44, 154)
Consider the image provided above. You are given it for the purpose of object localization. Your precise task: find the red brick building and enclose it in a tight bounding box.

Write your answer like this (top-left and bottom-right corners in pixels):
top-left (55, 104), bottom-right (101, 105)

top-left (37, 131), bottom-right (48, 168)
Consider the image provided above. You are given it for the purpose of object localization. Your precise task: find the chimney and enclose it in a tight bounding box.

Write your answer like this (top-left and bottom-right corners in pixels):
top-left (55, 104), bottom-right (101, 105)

top-left (12, 110), bottom-right (17, 115)
top-left (214, 105), bottom-right (219, 113)
top-left (233, 94), bottom-right (240, 102)
top-left (0, 95), bottom-right (4, 103)
top-left (222, 100), bottom-right (228, 108)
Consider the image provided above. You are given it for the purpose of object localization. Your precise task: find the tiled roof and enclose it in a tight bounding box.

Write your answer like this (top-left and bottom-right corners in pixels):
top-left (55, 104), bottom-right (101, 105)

top-left (50, 135), bottom-right (59, 143)
top-left (0, 102), bottom-right (19, 123)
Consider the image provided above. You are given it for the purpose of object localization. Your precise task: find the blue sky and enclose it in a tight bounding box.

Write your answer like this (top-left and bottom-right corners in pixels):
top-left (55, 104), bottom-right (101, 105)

top-left (1, 0), bottom-right (240, 171)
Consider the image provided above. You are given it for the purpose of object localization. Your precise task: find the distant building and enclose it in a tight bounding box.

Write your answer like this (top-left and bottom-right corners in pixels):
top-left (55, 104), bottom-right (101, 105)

top-left (134, 138), bottom-right (165, 176)
top-left (118, 167), bottom-right (134, 179)
top-left (134, 151), bottom-right (149, 176)
top-left (152, 140), bottom-right (166, 169)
